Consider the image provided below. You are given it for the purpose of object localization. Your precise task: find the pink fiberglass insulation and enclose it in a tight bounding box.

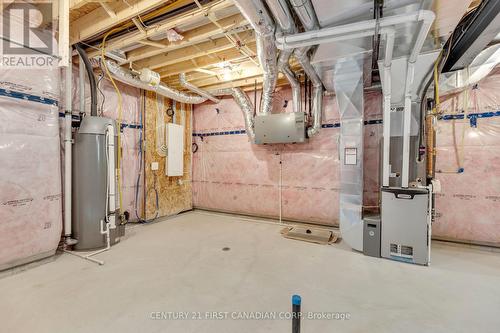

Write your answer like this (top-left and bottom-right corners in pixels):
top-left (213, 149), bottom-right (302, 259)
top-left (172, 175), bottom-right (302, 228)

top-left (0, 67), bottom-right (62, 270)
top-left (67, 72), bottom-right (144, 219)
top-left (433, 68), bottom-right (500, 246)
top-left (193, 70), bottom-right (500, 246)
top-left (192, 88), bottom-right (382, 225)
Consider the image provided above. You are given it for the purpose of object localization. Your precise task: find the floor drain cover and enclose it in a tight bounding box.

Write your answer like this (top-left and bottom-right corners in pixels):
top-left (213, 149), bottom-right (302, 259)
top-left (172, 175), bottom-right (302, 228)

top-left (281, 227), bottom-right (340, 245)
top-left (222, 247), bottom-right (230, 251)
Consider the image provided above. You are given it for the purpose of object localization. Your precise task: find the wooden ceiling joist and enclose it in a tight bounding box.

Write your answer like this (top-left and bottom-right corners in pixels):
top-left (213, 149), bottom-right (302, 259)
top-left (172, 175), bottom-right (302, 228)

top-left (86, 0), bottom-right (232, 57)
top-left (126, 13), bottom-right (248, 64)
top-left (157, 42), bottom-right (257, 78)
top-left (71, 0), bottom-right (192, 44)
top-left (134, 32), bottom-right (255, 71)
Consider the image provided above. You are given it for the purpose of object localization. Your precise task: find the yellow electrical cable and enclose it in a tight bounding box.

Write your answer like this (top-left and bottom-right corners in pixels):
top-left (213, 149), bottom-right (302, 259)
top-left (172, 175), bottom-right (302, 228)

top-left (101, 27), bottom-right (124, 216)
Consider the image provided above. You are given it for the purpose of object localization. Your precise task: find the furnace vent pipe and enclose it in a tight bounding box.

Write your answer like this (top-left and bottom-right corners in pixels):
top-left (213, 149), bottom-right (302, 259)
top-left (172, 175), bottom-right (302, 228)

top-left (233, 0), bottom-right (277, 115)
top-left (266, 0), bottom-right (301, 113)
top-left (289, 0), bottom-right (323, 138)
top-left (179, 73), bottom-right (220, 103)
top-left (75, 44), bottom-right (97, 117)
top-left (401, 10), bottom-right (435, 187)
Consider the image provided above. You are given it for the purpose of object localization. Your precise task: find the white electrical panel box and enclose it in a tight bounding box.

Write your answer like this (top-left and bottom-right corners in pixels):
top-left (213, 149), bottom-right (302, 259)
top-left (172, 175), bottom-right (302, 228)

top-left (165, 123), bottom-right (184, 176)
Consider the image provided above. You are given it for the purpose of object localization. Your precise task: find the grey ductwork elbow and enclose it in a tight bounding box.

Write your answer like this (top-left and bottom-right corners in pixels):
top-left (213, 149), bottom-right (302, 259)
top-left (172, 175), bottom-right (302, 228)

top-left (294, 46), bottom-right (323, 138)
top-left (233, 0), bottom-right (277, 115)
top-left (266, 0), bottom-right (301, 114)
top-left (290, 0), bottom-right (323, 138)
top-left (179, 73), bottom-right (220, 103)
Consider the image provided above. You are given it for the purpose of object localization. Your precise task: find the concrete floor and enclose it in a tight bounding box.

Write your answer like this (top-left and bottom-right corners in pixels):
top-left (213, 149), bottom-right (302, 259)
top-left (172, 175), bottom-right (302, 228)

top-left (1, 211), bottom-right (500, 333)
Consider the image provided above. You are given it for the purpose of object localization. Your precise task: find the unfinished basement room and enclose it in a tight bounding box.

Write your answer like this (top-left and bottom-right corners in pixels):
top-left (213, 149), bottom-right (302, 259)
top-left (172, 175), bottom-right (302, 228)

top-left (1, 0), bottom-right (500, 332)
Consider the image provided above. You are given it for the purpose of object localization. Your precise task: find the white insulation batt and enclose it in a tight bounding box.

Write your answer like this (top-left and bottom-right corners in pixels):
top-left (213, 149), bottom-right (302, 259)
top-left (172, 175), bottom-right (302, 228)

top-left (0, 15), bottom-right (62, 269)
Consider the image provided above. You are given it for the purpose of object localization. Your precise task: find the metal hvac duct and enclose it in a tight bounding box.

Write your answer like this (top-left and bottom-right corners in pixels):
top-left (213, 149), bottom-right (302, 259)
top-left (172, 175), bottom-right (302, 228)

top-left (104, 60), bottom-right (256, 142)
top-left (265, 0), bottom-right (301, 113)
top-left (104, 60), bottom-right (207, 104)
top-left (233, 0), bottom-right (277, 115)
top-left (289, 0), bottom-right (324, 137)
top-left (179, 73), bottom-right (220, 103)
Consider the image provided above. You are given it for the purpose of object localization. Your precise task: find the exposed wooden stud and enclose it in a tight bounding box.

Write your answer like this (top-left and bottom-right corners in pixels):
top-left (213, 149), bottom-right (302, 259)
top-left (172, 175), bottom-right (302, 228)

top-left (59, 0), bottom-right (70, 67)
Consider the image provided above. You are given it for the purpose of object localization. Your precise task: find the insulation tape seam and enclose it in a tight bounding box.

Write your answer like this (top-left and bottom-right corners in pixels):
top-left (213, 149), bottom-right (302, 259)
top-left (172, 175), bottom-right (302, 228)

top-left (0, 88), bottom-right (58, 106)
top-left (192, 110), bottom-right (500, 137)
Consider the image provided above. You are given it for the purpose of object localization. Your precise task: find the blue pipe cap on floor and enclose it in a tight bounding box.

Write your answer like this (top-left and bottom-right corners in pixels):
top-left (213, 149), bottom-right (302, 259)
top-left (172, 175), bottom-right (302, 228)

top-left (292, 295), bottom-right (301, 306)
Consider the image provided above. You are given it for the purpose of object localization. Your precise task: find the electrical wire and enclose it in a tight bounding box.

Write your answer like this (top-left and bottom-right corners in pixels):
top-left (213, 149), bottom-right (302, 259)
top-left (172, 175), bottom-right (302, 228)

top-left (97, 61), bottom-right (106, 116)
top-left (134, 92), bottom-right (145, 222)
top-left (101, 27), bottom-right (125, 216)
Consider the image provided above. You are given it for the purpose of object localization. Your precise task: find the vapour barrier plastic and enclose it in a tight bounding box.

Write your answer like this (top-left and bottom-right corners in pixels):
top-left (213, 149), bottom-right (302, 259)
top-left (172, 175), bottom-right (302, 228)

top-left (334, 55), bottom-right (365, 251)
top-left (193, 87), bottom-right (381, 225)
top-left (433, 67), bottom-right (500, 246)
top-left (0, 68), bottom-right (61, 269)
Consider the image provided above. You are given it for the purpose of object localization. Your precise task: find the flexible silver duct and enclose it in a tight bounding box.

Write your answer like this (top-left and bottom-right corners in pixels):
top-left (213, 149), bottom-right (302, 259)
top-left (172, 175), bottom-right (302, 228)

top-left (266, 0), bottom-right (301, 113)
top-left (289, 0), bottom-right (323, 137)
top-left (179, 73), bottom-right (220, 103)
top-left (233, 0), bottom-right (277, 115)
top-left (212, 88), bottom-right (256, 142)
top-left (104, 60), bottom-right (256, 142)
top-left (104, 60), bottom-right (208, 104)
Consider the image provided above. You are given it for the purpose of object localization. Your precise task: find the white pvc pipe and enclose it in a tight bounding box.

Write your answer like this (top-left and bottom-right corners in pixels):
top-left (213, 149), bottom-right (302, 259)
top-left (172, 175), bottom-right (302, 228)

top-left (402, 11), bottom-right (435, 187)
top-left (276, 10), bottom-right (434, 51)
top-left (382, 28), bottom-right (395, 187)
top-left (64, 49), bottom-right (72, 238)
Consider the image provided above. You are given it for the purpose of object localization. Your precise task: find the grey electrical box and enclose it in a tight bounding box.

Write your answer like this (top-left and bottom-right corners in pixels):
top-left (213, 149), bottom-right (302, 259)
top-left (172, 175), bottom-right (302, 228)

top-left (381, 187), bottom-right (430, 265)
top-left (254, 112), bottom-right (306, 144)
top-left (363, 216), bottom-right (381, 258)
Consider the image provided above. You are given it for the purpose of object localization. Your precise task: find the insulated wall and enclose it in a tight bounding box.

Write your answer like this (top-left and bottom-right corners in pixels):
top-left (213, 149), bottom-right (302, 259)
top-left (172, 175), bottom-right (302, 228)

top-left (193, 69), bottom-right (500, 245)
top-left (433, 68), bottom-right (500, 246)
top-left (0, 68), bottom-right (62, 270)
top-left (192, 88), bottom-right (382, 225)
